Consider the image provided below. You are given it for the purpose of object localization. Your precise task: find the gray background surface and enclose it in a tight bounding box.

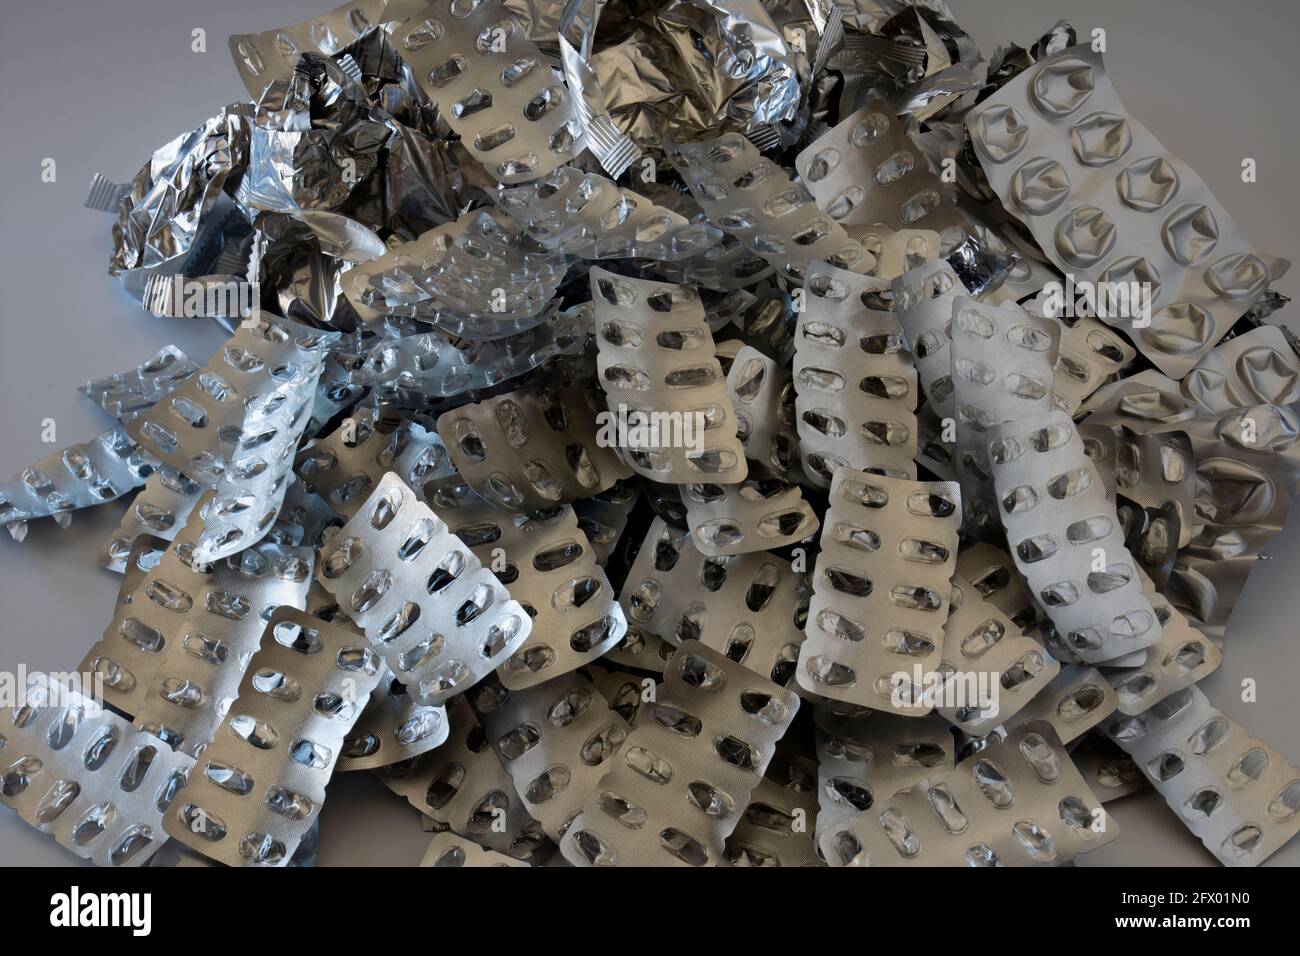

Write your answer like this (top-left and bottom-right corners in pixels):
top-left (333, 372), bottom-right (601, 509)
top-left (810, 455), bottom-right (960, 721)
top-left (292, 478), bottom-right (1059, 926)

top-left (0, 0), bottom-right (1297, 867)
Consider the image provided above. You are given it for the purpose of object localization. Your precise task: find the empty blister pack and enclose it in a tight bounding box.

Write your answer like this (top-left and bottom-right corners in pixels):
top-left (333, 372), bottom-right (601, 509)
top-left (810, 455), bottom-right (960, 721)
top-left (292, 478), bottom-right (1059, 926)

top-left (949, 295), bottom-right (1060, 534)
top-left (725, 344), bottom-right (799, 478)
top-left (1104, 686), bottom-right (1300, 866)
top-left (419, 830), bottom-right (530, 867)
top-left (1071, 730), bottom-right (1150, 803)
top-left (296, 407), bottom-right (455, 519)
top-left (437, 379), bottom-right (630, 511)
top-left (670, 134), bottom-right (874, 282)
top-left (394, 2), bottom-right (586, 184)
top-left (619, 518), bottom-right (806, 687)
top-left (795, 261), bottom-right (918, 486)
top-left (468, 671), bottom-right (630, 840)
top-left (1180, 324), bottom-right (1300, 413)
top-left (935, 571), bottom-right (1059, 737)
top-left (572, 479), bottom-right (639, 565)
top-left (0, 673), bottom-right (194, 867)
top-left (80, 503), bottom-right (312, 725)
top-left (966, 45), bottom-right (1290, 377)
top-left (560, 640), bottom-right (801, 867)
top-left (794, 100), bottom-right (965, 239)
top-left (125, 315), bottom-right (336, 562)
top-left (1006, 664), bottom-right (1118, 745)
top-left (1044, 313), bottom-right (1136, 414)
top-left (824, 721), bottom-right (1118, 866)
top-left (680, 479), bottom-right (818, 557)
top-left (798, 470), bottom-right (960, 714)
top-left (101, 468), bottom-right (204, 573)
top-left (315, 472), bottom-right (531, 704)
top-left (228, 0), bottom-right (385, 97)
top-left (439, 502), bottom-right (627, 689)
top-left (892, 257), bottom-right (967, 422)
top-left (986, 408), bottom-right (1163, 665)
top-left (336, 667), bottom-right (450, 771)
top-left (1078, 424), bottom-right (1195, 550)
top-left (852, 227), bottom-right (945, 283)
top-left (721, 754), bottom-right (822, 867)
top-left (163, 608), bottom-right (384, 865)
top-left (498, 167), bottom-right (722, 261)
top-left (79, 345), bottom-right (200, 424)
top-left (591, 268), bottom-right (748, 484)
top-left (378, 695), bottom-right (550, 861)
top-left (0, 427), bottom-right (152, 541)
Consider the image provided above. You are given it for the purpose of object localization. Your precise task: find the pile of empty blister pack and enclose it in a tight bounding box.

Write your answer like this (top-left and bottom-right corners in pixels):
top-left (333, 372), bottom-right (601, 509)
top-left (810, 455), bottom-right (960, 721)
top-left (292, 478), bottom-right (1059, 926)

top-left (2, 0), bottom-right (1299, 868)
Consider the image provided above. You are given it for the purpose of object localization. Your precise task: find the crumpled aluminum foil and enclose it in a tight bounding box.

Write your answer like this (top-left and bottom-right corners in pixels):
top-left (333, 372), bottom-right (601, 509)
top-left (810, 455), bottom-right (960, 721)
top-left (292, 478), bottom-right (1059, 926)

top-left (4, 0), bottom-right (1299, 872)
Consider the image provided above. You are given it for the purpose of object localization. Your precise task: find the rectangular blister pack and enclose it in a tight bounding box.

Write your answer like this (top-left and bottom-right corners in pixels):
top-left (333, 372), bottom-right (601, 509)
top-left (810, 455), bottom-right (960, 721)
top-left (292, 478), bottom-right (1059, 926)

top-left (560, 640), bottom-right (801, 866)
top-left (681, 479), bottom-right (818, 557)
top-left (437, 378), bottom-right (631, 510)
top-left (823, 721), bottom-right (1118, 866)
top-left (81, 502), bottom-right (313, 731)
top-left (0, 674), bottom-right (194, 867)
top-left (671, 134), bottom-right (874, 282)
top-left (468, 670), bottom-right (630, 840)
top-left (724, 343), bottom-right (800, 478)
top-left (162, 608), bottom-right (384, 865)
top-left (228, 0), bottom-right (385, 97)
top-left (438, 501), bottom-right (627, 689)
top-left (101, 468), bottom-right (203, 573)
top-left (1006, 663), bottom-right (1118, 745)
top-left (315, 472), bottom-right (531, 703)
top-left (985, 408), bottom-right (1163, 665)
top-left (966, 45), bottom-right (1289, 377)
top-left (79, 345), bottom-right (199, 424)
top-left (798, 470), bottom-right (960, 713)
top-left (795, 260), bottom-right (918, 485)
top-left (891, 258), bottom-right (969, 422)
top-left (591, 268), bottom-right (748, 484)
top-left (394, 2), bottom-right (586, 184)
top-left (619, 517), bottom-right (806, 688)
top-left (721, 753), bottom-right (822, 867)
top-left (1103, 686), bottom-right (1300, 866)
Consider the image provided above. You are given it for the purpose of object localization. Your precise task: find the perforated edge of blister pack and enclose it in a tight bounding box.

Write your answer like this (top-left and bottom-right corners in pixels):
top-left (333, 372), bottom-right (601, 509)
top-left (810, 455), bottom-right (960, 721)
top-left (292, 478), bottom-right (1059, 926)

top-left (393, 1), bottom-right (586, 184)
top-left (985, 408), bottom-right (1163, 665)
top-left (315, 472), bottom-right (531, 704)
top-left (437, 379), bottom-right (631, 511)
top-left (966, 45), bottom-right (1289, 378)
top-left (162, 607), bottom-right (384, 865)
top-left (591, 268), bottom-right (748, 484)
top-left (560, 640), bottom-right (801, 866)
top-left (797, 470), bottom-right (960, 714)
top-left (794, 260), bottom-right (918, 486)
top-left (1104, 686), bottom-right (1300, 867)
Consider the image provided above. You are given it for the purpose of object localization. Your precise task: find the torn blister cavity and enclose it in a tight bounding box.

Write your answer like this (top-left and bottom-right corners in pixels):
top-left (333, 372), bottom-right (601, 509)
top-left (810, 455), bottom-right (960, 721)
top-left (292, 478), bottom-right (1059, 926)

top-left (394, 1), bottom-right (586, 184)
top-left (935, 571), bottom-right (1059, 737)
top-left (437, 379), bottom-right (630, 511)
top-left (725, 344), bottom-right (800, 478)
top-left (439, 502), bottom-right (626, 689)
top-left (560, 640), bottom-right (800, 866)
top-left (591, 268), bottom-right (748, 484)
top-left (986, 408), bottom-right (1163, 664)
top-left (228, 0), bottom-right (385, 97)
top-left (0, 673), bottom-right (194, 867)
top-left (670, 134), bottom-right (874, 282)
top-left (315, 472), bottom-right (531, 705)
top-left (1104, 686), bottom-right (1300, 866)
top-left (469, 671), bottom-right (630, 841)
top-left (797, 469), bottom-right (960, 714)
top-left (0, 427), bottom-right (152, 542)
top-left (795, 261), bottom-right (918, 487)
top-left (681, 479), bottom-right (818, 557)
top-left (498, 167), bottom-right (722, 260)
top-left (824, 721), bottom-right (1117, 866)
top-left (378, 695), bottom-right (550, 861)
top-left (79, 346), bottom-right (200, 424)
top-left (296, 406), bottom-right (455, 519)
top-left (966, 45), bottom-right (1290, 377)
top-left (162, 608), bottom-right (383, 865)
top-left (795, 100), bottom-right (965, 242)
top-left (619, 517), bottom-right (807, 688)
